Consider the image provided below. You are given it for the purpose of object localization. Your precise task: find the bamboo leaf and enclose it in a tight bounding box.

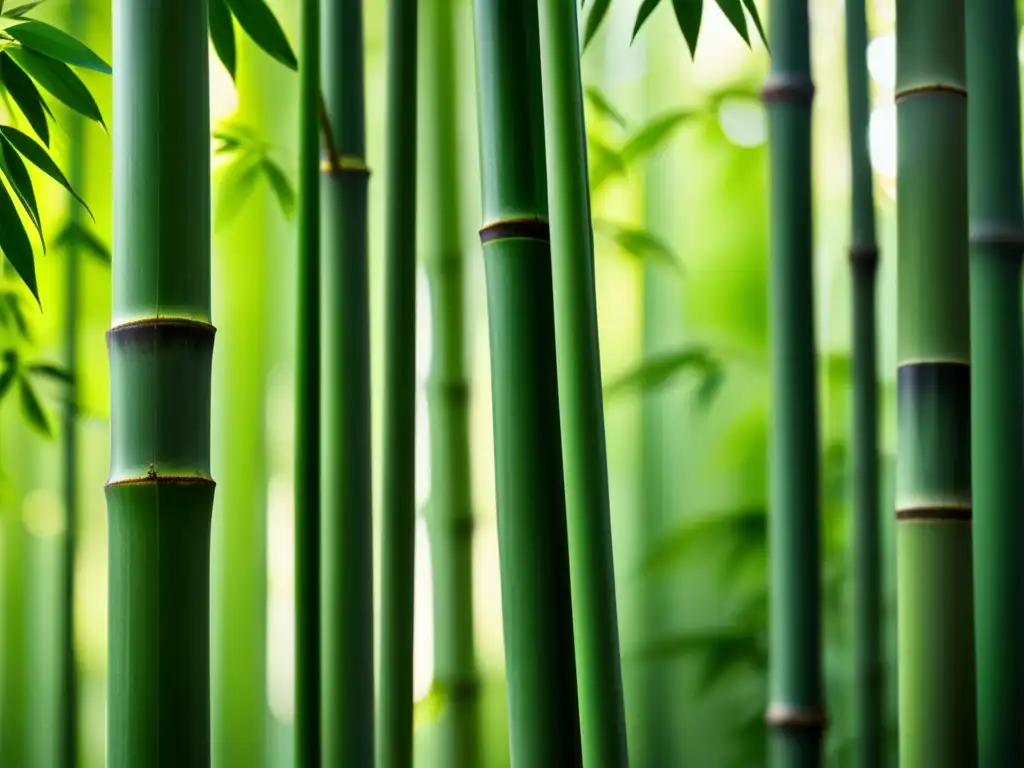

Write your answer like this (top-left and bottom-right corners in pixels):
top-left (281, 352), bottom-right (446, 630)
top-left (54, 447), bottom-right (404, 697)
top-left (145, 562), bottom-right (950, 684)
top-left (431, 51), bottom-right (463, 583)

top-left (6, 46), bottom-right (104, 128)
top-left (632, 0), bottom-right (662, 42)
top-left (627, 628), bottom-right (764, 676)
top-left (603, 345), bottom-right (716, 397)
top-left (1, 52), bottom-right (50, 146)
top-left (695, 363), bottom-right (725, 409)
top-left (582, 0), bottom-right (611, 50)
top-left (208, 0), bottom-right (237, 81)
top-left (0, 363), bottom-right (15, 401)
top-left (713, 0), bottom-right (749, 46)
top-left (0, 125), bottom-right (92, 218)
top-left (740, 0), bottom-right (768, 49)
top-left (621, 108), bottom-right (700, 164)
top-left (18, 374), bottom-right (50, 436)
top-left (640, 506), bottom-right (766, 576)
top-left (583, 86), bottom-right (628, 128)
top-left (52, 220), bottom-right (109, 263)
top-left (670, 0), bottom-right (702, 56)
top-left (0, 171), bottom-right (36, 303)
top-left (2, 2), bottom-right (44, 18)
top-left (6, 20), bottom-right (112, 74)
top-left (587, 136), bottom-right (625, 192)
top-left (3, 291), bottom-right (28, 338)
top-left (593, 219), bottom-right (681, 272)
top-left (225, 0), bottom-right (297, 71)
top-left (214, 153), bottom-right (262, 230)
top-left (0, 134), bottom-right (42, 248)
top-left (259, 156), bottom-right (294, 218)
top-left (26, 362), bottom-right (71, 384)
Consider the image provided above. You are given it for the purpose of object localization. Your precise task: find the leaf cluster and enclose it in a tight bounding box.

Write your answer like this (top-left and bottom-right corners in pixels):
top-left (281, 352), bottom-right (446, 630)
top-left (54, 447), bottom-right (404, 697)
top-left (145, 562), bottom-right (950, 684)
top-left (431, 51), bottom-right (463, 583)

top-left (213, 121), bottom-right (294, 230)
top-left (209, 0), bottom-right (297, 82)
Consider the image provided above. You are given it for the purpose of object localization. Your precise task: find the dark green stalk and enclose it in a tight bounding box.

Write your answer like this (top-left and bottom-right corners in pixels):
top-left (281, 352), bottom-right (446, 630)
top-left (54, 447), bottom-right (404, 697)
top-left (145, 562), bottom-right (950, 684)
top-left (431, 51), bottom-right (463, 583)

top-left (535, 1), bottom-right (627, 765)
top-left (321, 0), bottom-right (374, 764)
top-left (762, 0), bottom-right (824, 764)
top-left (894, 2), bottom-right (976, 765)
top-left (967, 0), bottom-right (1024, 763)
top-left (107, 1), bottom-right (214, 765)
top-left (471, 0), bottom-right (582, 763)
top-left (843, 2), bottom-right (882, 766)
top-left (60, 0), bottom-right (87, 764)
top-left (421, 0), bottom-right (480, 763)
top-left (296, 0), bottom-right (321, 762)
top-left (378, 0), bottom-right (418, 763)
top-left (0, 507), bottom-right (27, 766)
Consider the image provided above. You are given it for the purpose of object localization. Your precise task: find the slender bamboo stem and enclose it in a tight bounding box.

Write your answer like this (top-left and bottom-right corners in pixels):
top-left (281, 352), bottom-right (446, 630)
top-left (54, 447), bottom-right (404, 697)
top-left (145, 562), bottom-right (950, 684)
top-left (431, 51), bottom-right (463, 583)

top-left (60, 0), bottom-right (87, 764)
top-left (472, 0), bottom-right (582, 763)
top-left (894, 1), bottom-right (977, 765)
top-left (378, 0), bottom-right (418, 762)
top-left (967, 0), bottom-right (1024, 763)
top-left (295, 0), bottom-right (322, 763)
top-left (420, 1), bottom-right (480, 764)
top-left (107, 2), bottom-right (214, 764)
top-left (535, 2), bottom-right (627, 765)
top-left (762, 0), bottom-right (825, 763)
top-left (0, 504), bottom-right (27, 766)
top-left (321, 0), bottom-right (375, 763)
top-left (843, 2), bottom-right (882, 766)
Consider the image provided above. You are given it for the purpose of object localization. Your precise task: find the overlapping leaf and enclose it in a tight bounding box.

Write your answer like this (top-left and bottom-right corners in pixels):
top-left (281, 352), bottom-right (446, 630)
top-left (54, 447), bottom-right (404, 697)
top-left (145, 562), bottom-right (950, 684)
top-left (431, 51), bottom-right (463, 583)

top-left (214, 121), bottom-right (296, 228)
top-left (211, 0), bottom-right (297, 82)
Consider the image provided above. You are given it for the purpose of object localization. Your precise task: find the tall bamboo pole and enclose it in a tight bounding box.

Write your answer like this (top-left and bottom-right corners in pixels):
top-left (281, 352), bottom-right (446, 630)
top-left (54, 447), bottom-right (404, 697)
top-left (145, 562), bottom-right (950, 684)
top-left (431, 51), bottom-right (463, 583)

top-left (421, 0), bottom-right (480, 763)
top-left (843, 1), bottom-right (882, 765)
top-left (471, 0), bottom-right (582, 763)
top-left (378, 0), bottom-right (418, 760)
top-left (894, 1), bottom-right (977, 765)
top-left (321, 0), bottom-right (375, 763)
top-left (535, 1), bottom-right (627, 765)
top-left (107, 0), bottom-right (214, 764)
top-left (967, 0), bottom-right (1024, 763)
top-left (762, 0), bottom-right (825, 763)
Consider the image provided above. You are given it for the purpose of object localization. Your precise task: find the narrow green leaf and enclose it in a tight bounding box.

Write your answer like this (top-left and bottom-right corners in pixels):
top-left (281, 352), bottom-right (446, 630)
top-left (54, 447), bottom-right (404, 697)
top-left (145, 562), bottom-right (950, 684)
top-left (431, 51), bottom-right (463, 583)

top-left (26, 362), bottom-right (72, 384)
top-left (2, 2), bottom-right (44, 19)
top-left (19, 375), bottom-right (50, 437)
top-left (259, 156), bottom-right (294, 218)
top-left (214, 154), bottom-right (262, 230)
top-left (6, 47), bottom-right (104, 128)
top-left (0, 364), bottom-right (15, 401)
top-left (208, 0), bottom-right (237, 81)
top-left (696, 364), bottom-right (725, 410)
top-left (0, 125), bottom-right (92, 218)
top-left (52, 220), bottom-right (109, 263)
top-left (583, 86), bottom-right (628, 128)
top-left (224, 0), bottom-right (297, 70)
top-left (603, 345), bottom-right (715, 397)
top-left (593, 219), bottom-right (681, 271)
top-left (3, 291), bottom-right (28, 337)
top-left (640, 506), bottom-right (765, 576)
top-left (740, 0), bottom-right (768, 49)
top-left (0, 174), bottom-right (37, 302)
top-left (622, 108), bottom-right (700, 164)
top-left (0, 135), bottom-right (42, 248)
top-left (587, 136), bottom-right (626, 192)
top-left (6, 20), bottom-right (112, 74)
top-left (582, 0), bottom-right (611, 50)
top-left (1, 52), bottom-right (50, 146)
top-left (670, 0), bottom-right (702, 56)
top-left (632, 0), bottom-right (663, 42)
top-left (714, 0), bottom-right (749, 46)
top-left (626, 629), bottom-right (762, 667)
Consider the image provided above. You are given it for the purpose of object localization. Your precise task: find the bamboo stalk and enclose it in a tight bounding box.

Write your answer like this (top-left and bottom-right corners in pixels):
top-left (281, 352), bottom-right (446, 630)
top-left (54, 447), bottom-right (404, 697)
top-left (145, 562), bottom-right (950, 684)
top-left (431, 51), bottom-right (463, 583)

top-left (535, 2), bottom-right (627, 765)
top-left (378, 0), bottom-right (418, 761)
top-left (762, 0), bottom-right (825, 763)
top-left (894, 1), bottom-right (977, 765)
top-left (967, 0), bottom-right (1024, 763)
top-left (471, 0), bottom-right (582, 763)
top-left (843, 1), bottom-right (882, 765)
top-left (320, 0), bottom-right (375, 763)
top-left (106, 1), bottom-right (214, 764)
top-left (295, 0), bottom-right (322, 762)
top-left (0, 503), bottom-right (27, 766)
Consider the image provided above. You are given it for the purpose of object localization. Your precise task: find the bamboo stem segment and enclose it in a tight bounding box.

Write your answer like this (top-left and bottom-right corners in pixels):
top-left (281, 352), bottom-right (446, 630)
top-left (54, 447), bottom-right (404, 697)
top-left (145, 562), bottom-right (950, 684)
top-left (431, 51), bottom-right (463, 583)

top-left (895, 1), bottom-right (977, 764)
top-left (763, 0), bottom-right (825, 763)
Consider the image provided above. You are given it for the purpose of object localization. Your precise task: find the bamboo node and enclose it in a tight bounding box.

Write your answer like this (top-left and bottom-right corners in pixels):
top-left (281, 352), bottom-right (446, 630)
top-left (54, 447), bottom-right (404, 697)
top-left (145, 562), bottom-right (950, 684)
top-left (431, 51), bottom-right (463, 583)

top-left (970, 224), bottom-right (1024, 252)
top-left (765, 704), bottom-right (828, 730)
top-left (478, 217), bottom-right (550, 245)
top-left (895, 504), bottom-right (971, 522)
top-left (105, 472), bottom-right (216, 489)
top-left (106, 316), bottom-right (216, 348)
top-left (761, 75), bottom-right (815, 104)
top-left (849, 244), bottom-right (879, 269)
top-left (320, 154), bottom-right (371, 177)
top-left (894, 83), bottom-right (967, 103)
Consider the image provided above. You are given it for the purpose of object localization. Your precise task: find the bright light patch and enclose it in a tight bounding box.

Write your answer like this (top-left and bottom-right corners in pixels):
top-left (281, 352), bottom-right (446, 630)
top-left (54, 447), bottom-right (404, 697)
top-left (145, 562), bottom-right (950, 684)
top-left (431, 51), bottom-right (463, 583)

top-left (866, 34), bottom-right (895, 91)
top-left (718, 98), bottom-right (766, 148)
top-left (209, 50), bottom-right (238, 124)
top-left (868, 105), bottom-right (896, 179)
top-left (22, 489), bottom-right (63, 538)
top-left (266, 475), bottom-right (295, 724)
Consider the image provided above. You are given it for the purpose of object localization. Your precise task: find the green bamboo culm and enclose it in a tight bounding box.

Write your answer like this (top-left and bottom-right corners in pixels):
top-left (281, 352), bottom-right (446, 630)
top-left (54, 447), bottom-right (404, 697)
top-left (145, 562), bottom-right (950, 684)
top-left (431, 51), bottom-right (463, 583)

top-left (420, 0), bottom-right (481, 763)
top-left (967, 0), bottom-right (1024, 763)
top-left (535, 1), bottom-right (627, 765)
top-left (296, 0), bottom-right (322, 762)
top-left (378, 0), bottom-right (418, 761)
top-left (894, 1), bottom-right (977, 765)
top-left (60, 0), bottom-right (88, 763)
top-left (762, 0), bottom-right (826, 763)
top-left (471, 0), bottom-right (582, 764)
top-left (321, 0), bottom-right (375, 763)
top-left (843, 1), bottom-right (882, 765)
top-left (106, 0), bottom-right (214, 765)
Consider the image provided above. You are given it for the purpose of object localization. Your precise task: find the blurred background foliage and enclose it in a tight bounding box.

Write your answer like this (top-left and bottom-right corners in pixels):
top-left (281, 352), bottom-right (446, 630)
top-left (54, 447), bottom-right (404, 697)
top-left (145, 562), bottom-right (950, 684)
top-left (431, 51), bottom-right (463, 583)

top-left (0, 0), bottom-right (922, 764)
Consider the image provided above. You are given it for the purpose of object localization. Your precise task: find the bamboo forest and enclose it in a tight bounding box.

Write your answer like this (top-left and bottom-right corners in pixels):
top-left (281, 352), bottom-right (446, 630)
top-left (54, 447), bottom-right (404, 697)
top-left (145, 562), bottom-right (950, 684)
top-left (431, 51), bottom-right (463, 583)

top-left (0, 0), bottom-right (1021, 766)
